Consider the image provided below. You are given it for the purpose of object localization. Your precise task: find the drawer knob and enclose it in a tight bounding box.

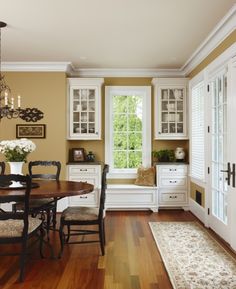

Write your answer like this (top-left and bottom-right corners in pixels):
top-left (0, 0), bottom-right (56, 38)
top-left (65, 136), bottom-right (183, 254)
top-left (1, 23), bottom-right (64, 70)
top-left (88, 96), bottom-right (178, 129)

top-left (80, 169), bottom-right (88, 172)
top-left (169, 180), bottom-right (177, 183)
top-left (169, 196), bottom-right (177, 199)
top-left (80, 196), bottom-right (88, 199)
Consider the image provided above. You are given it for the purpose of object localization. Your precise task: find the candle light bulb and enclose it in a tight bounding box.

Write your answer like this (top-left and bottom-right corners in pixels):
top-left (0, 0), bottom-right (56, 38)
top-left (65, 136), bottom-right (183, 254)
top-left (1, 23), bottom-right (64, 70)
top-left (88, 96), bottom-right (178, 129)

top-left (17, 95), bottom-right (21, 108)
top-left (11, 97), bottom-right (14, 110)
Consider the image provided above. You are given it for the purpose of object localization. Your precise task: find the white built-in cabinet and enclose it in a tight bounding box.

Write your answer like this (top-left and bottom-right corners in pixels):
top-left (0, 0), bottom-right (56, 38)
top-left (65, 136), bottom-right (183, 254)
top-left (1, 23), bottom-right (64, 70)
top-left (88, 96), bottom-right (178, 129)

top-left (156, 164), bottom-right (189, 209)
top-left (67, 78), bottom-right (104, 140)
top-left (152, 78), bottom-right (188, 140)
top-left (67, 164), bottom-right (101, 207)
top-left (57, 163), bottom-right (102, 212)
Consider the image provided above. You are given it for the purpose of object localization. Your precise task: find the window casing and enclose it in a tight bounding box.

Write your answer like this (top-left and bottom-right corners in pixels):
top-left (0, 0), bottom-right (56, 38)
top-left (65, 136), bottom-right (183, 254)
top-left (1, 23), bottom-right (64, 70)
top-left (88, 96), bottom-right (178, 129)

top-left (105, 86), bottom-right (151, 179)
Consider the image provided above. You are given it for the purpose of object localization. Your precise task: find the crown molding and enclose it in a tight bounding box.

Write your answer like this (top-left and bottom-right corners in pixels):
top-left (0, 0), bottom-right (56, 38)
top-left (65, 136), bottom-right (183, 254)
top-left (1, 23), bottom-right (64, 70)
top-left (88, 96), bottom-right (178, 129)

top-left (182, 4), bottom-right (236, 75)
top-left (2, 62), bottom-right (72, 72)
top-left (70, 68), bottom-right (185, 78)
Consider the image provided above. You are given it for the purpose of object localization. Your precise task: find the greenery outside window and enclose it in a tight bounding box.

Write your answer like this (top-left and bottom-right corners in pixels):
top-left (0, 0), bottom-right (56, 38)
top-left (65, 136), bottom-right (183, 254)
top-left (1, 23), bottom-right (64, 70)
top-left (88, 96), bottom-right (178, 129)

top-left (105, 86), bottom-right (151, 179)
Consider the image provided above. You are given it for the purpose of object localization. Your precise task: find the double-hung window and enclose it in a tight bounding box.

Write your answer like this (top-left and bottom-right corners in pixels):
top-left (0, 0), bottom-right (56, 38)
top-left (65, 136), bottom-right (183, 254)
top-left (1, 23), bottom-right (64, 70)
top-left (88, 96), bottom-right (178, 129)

top-left (190, 77), bottom-right (205, 182)
top-left (105, 86), bottom-right (151, 179)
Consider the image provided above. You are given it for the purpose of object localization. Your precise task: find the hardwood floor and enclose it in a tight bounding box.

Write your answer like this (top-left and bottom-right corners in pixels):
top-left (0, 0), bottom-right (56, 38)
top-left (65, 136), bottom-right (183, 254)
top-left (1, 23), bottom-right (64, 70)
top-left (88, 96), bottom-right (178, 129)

top-left (0, 210), bottom-right (233, 289)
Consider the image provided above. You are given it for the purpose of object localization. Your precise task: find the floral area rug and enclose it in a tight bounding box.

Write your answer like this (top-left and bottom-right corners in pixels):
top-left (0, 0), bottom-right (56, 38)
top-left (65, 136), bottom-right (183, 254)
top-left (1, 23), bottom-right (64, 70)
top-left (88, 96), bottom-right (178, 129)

top-left (149, 222), bottom-right (236, 289)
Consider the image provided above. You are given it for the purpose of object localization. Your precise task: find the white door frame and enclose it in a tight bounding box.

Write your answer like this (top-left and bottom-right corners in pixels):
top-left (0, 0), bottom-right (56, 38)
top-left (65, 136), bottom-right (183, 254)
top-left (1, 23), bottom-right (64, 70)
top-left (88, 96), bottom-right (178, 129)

top-left (204, 43), bottom-right (236, 247)
top-left (227, 56), bottom-right (236, 251)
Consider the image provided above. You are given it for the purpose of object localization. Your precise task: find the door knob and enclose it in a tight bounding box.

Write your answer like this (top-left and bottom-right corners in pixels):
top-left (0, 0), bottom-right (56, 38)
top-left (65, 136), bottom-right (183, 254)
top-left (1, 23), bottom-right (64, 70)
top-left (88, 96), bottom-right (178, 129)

top-left (220, 162), bottom-right (231, 186)
top-left (220, 162), bottom-right (235, 188)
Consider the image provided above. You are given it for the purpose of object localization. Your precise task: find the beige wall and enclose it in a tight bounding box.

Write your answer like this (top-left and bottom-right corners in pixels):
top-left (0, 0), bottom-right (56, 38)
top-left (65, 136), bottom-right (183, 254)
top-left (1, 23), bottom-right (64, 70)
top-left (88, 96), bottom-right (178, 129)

top-left (0, 72), bottom-right (67, 179)
top-left (188, 29), bottom-right (236, 206)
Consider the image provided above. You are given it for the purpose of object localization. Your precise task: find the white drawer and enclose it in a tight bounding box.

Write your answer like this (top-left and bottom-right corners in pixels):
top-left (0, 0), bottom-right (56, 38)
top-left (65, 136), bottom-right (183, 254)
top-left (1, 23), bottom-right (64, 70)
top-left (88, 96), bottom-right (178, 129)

top-left (69, 192), bottom-right (98, 206)
top-left (158, 176), bottom-right (187, 188)
top-left (68, 165), bottom-right (100, 175)
top-left (160, 192), bottom-right (186, 203)
top-left (158, 165), bottom-right (187, 175)
top-left (68, 176), bottom-right (99, 189)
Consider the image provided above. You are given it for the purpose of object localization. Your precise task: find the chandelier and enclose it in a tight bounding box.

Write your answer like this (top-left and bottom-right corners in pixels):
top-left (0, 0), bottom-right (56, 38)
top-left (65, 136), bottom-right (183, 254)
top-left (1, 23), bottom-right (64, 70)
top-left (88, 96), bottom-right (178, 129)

top-left (0, 21), bottom-right (44, 122)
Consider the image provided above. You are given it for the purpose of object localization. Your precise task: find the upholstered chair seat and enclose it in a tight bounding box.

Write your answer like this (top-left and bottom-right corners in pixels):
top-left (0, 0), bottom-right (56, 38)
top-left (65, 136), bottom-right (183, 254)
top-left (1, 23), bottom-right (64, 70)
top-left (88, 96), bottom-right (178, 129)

top-left (62, 207), bottom-right (99, 221)
top-left (0, 217), bottom-right (42, 238)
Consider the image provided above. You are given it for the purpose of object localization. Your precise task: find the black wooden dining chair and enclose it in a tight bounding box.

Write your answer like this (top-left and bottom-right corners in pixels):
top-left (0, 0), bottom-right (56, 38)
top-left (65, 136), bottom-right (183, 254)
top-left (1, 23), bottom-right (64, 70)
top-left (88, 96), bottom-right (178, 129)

top-left (13, 161), bottom-right (61, 236)
top-left (0, 162), bottom-right (5, 175)
top-left (59, 164), bottom-right (109, 257)
top-left (0, 174), bottom-right (44, 282)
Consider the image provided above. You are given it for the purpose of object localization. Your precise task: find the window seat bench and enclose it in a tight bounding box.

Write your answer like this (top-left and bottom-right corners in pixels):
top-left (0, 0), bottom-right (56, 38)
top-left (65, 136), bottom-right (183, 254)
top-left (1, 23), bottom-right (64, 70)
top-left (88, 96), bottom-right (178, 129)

top-left (106, 184), bottom-right (158, 212)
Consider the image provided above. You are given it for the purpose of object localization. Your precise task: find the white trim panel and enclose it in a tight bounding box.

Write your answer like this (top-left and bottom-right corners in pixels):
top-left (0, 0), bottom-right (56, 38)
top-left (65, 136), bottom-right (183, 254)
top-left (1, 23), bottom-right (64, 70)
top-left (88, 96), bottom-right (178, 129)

top-left (189, 198), bottom-right (206, 225)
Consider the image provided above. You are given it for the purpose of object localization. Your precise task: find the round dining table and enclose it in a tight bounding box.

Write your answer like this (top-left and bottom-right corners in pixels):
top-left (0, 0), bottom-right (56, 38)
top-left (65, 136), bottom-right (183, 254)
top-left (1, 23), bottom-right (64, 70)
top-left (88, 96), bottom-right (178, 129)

top-left (0, 180), bottom-right (94, 200)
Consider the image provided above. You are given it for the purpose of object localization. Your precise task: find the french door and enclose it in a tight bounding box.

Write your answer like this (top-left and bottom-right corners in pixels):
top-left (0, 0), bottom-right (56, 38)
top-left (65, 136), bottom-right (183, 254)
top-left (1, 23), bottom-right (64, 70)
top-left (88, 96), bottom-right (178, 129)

top-left (208, 60), bottom-right (236, 249)
top-left (209, 69), bottom-right (230, 242)
top-left (228, 57), bottom-right (236, 250)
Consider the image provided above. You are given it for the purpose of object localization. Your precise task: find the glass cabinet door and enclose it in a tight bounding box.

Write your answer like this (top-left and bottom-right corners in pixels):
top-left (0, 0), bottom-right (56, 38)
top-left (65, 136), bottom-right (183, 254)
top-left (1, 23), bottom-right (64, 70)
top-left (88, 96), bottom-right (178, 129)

top-left (159, 88), bottom-right (185, 137)
top-left (68, 78), bottom-right (103, 140)
top-left (72, 88), bottom-right (96, 135)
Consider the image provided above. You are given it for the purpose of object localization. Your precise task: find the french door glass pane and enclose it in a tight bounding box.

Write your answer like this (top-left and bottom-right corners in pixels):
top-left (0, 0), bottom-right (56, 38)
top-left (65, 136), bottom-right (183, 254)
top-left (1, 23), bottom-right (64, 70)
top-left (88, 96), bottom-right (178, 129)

top-left (211, 73), bottom-right (227, 224)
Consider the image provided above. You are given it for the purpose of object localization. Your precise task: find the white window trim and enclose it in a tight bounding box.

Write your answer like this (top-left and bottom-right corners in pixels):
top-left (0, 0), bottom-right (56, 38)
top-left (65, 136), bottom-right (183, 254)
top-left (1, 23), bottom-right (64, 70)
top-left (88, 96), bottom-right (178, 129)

top-left (105, 86), bottom-right (151, 179)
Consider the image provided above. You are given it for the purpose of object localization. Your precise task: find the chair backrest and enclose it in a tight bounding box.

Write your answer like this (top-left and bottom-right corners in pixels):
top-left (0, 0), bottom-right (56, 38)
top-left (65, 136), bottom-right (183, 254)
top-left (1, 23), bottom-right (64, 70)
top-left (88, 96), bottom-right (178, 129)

top-left (28, 161), bottom-right (61, 180)
top-left (0, 174), bottom-right (31, 239)
top-left (99, 164), bottom-right (109, 218)
top-left (0, 162), bottom-right (5, 175)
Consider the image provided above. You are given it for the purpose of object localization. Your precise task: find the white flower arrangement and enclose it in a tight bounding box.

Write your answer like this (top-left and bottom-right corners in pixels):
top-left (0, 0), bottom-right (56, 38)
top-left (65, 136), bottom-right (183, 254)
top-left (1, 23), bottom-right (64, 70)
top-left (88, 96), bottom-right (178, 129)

top-left (0, 139), bottom-right (36, 162)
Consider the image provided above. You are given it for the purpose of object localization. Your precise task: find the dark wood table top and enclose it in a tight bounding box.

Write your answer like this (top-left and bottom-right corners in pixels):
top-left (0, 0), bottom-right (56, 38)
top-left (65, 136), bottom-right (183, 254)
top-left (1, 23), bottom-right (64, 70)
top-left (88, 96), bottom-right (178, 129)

top-left (0, 180), bottom-right (94, 199)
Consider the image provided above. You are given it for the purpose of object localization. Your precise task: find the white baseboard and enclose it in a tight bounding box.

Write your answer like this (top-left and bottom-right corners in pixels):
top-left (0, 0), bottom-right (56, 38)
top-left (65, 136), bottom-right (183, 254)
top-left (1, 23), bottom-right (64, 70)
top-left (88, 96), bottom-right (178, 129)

top-left (189, 198), bottom-right (206, 224)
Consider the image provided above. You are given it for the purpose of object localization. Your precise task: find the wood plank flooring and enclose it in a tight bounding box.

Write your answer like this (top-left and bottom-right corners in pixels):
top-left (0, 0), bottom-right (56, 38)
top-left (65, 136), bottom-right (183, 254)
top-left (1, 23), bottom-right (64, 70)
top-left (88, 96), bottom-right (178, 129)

top-left (0, 210), bottom-right (234, 289)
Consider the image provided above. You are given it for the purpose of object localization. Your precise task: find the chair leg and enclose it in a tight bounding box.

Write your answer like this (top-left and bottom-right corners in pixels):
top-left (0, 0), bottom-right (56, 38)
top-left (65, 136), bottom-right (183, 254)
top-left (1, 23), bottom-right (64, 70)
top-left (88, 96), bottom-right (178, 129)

top-left (39, 227), bottom-right (45, 259)
top-left (46, 209), bottom-right (51, 240)
top-left (99, 222), bottom-right (105, 256)
top-left (59, 223), bottom-right (65, 258)
top-left (103, 219), bottom-right (106, 245)
top-left (12, 203), bottom-right (17, 213)
top-left (19, 237), bottom-right (28, 282)
top-left (52, 200), bottom-right (57, 229)
top-left (66, 225), bottom-right (71, 243)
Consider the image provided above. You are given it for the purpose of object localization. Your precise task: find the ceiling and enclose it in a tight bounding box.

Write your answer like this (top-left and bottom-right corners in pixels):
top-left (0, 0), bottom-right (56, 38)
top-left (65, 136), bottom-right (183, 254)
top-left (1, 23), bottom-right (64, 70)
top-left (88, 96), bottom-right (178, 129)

top-left (0, 0), bottom-right (235, 69)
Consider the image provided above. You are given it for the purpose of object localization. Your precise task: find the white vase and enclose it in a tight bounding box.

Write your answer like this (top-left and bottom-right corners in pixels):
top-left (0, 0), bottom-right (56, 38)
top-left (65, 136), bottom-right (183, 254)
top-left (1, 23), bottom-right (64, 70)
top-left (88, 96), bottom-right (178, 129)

top-left (8, 162), bottom-right (24, 187)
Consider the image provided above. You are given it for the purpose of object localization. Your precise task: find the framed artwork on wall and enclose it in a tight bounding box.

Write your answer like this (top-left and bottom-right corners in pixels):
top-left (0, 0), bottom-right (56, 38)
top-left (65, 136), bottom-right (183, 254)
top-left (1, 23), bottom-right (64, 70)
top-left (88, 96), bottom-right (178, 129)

top-left (16, 124), bottom-right (46, 139)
